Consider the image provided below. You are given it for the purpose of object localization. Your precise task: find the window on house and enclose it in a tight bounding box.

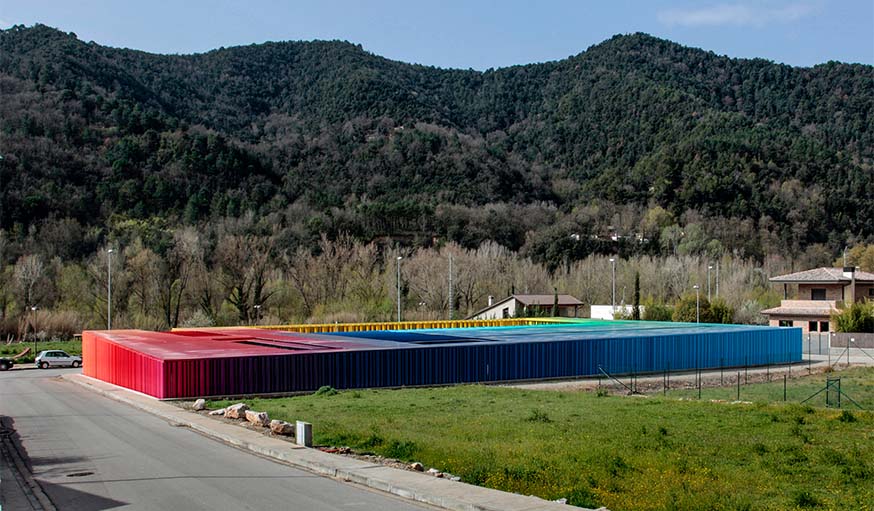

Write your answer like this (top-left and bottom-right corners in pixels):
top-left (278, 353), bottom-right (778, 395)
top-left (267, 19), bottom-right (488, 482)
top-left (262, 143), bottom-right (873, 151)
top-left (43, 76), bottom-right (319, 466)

top-left (808, 321), bottom-right (818, 332)
top-left (779, 320), bottom-right (794, 327)
top-left (502, 307), bottom-right (510, 319)
top-left (810, 288), bottom-right (827, 300)
top-left (820, 321), bottom-right (829, 332)
top-left (869, 288), bottom-right (874, 298)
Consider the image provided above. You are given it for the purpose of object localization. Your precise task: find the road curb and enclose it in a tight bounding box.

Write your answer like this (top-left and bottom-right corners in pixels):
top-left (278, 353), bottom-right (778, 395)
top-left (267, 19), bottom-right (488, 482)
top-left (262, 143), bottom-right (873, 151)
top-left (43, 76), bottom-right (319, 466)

top-left (1, 417), bottom-right (57, 511)
top-left (62, 374), bottom-right (585, 511)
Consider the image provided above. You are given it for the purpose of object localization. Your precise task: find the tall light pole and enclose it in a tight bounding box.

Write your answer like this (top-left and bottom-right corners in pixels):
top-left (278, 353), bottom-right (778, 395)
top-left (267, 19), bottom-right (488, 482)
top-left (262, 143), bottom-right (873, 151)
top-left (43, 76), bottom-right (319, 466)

top-left (707, 265), bottom-right (713, 301)
top-left (30, 305), bottom-right (38, 356)
top-left (107, 248), bottom-right (114, 330)
top-left (716, 261), bottom-right (720, 298)
top-left (0, 154), bottom-right (5, 227)
top-left (396, 256), bottom-right (403, 323)
top-left (448, 252), bottom-right (453, 321)
top-left (609, 257), bottom-right (616, 317)
top-left (693, 284), bottom-right (700, 323)
top-left (253, 304), bottom-right (261, 325)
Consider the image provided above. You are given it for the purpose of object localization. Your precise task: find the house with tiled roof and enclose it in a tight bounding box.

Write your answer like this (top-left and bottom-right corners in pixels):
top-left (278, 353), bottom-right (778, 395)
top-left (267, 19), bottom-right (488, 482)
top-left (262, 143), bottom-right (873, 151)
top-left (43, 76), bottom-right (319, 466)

top-left (761, 267), bottom-right (874, 333)
top-left (468, 294), bottom-right (582, 320)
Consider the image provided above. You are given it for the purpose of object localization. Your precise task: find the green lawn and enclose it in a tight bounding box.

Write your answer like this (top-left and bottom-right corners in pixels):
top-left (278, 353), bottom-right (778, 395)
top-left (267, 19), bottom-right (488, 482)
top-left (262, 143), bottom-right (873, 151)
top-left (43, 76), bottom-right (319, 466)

top-left (211, 369), bottom-right (874, 511)
top-left (0, 340), bottom-right (82, 363)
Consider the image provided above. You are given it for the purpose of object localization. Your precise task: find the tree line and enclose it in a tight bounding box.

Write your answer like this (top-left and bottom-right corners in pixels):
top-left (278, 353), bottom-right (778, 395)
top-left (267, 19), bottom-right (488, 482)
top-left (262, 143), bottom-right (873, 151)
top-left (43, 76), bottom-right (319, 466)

top-left (4, 214), bottom-right (871, 340)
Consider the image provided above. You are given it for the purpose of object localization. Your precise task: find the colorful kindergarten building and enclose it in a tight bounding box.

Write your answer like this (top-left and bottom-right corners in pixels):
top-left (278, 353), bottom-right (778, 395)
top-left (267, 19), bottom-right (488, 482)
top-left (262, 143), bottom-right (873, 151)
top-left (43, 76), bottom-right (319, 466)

top-left (82, 319), bottom-right (801, 399)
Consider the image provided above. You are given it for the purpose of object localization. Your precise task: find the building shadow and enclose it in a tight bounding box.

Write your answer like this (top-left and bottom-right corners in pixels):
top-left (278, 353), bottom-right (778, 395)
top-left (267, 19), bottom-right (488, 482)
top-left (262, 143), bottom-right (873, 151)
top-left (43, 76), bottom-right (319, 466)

top-left (1, 415), bottom-right (128, 510)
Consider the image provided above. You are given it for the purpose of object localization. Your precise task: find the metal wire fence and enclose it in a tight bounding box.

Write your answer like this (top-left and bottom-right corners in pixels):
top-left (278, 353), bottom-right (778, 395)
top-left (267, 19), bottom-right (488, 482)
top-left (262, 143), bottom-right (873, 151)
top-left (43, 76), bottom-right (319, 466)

top-left (595, 346), bottom-right (873, 410)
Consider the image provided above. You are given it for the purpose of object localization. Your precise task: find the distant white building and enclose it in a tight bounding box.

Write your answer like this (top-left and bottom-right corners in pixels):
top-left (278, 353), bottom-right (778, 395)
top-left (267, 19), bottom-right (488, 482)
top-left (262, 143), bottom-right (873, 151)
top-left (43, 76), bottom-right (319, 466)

top-left (468, 294), bottom-right (583, 320)
top-left (590, 305), bottom-right (645, 320)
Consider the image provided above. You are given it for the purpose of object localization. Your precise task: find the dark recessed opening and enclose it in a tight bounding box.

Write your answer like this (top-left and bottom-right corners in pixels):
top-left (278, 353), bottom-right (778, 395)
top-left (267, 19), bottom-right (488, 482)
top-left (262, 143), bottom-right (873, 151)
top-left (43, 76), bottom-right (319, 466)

top-left (408, 338), bottom-right (481, 345)
top-left (236, 340), bottom-right (337, 351)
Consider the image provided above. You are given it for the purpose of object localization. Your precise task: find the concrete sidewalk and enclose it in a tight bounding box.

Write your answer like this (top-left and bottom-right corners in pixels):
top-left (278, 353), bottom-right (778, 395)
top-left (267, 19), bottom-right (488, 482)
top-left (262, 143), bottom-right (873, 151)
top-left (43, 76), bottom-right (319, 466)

top-left (62, 374), bottom-right (589, 511)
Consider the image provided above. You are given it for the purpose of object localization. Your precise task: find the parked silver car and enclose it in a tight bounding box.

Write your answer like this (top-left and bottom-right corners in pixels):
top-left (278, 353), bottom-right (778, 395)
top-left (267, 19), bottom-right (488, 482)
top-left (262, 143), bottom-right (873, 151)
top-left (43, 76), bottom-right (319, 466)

top-left (35, 350), bottom-right (82, 369)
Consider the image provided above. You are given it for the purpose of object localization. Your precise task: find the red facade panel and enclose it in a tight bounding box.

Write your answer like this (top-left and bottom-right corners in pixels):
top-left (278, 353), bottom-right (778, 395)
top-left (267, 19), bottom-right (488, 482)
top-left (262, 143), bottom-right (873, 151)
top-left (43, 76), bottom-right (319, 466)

top-left (83, 331), bottom-right (166, 398)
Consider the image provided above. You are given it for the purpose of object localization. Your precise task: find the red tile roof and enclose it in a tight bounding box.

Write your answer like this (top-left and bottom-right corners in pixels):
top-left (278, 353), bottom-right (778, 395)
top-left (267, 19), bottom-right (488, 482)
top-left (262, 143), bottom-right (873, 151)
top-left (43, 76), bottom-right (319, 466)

top-left (769, 267), bottom-right (874, 283)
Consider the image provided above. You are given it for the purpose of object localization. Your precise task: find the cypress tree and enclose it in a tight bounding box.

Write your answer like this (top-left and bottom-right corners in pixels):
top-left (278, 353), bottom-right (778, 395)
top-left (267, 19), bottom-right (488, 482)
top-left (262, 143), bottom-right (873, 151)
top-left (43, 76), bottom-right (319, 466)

top-left (632, 272), bottom-right (641, 320)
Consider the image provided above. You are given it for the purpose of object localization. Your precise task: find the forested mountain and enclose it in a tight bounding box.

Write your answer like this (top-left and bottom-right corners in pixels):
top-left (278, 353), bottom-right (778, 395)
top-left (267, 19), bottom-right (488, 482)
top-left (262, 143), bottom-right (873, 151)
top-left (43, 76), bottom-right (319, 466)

top-left (0, 24), bottom-right (872, 265)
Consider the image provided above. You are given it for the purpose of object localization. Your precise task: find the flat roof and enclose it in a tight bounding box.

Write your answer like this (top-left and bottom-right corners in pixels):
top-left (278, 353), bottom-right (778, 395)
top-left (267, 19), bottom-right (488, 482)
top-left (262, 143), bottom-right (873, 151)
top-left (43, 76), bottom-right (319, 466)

top-left (87, 320), bottom-right (787, 362)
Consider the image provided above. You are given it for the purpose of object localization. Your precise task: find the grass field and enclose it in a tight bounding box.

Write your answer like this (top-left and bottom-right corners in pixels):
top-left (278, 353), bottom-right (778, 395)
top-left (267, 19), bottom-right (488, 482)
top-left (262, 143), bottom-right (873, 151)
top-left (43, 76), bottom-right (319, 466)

top-left (211, 368), bottom-right (874, 511)
top-left (0, 340), bottom-right (82, 363)
top-left (661, 366), bottom-right (874, 409)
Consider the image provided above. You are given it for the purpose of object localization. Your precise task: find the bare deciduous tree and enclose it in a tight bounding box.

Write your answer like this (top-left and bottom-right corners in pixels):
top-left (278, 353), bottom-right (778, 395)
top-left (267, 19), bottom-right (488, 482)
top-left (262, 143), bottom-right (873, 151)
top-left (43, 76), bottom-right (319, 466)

top-left (13, 254), bottom-right (45, 309)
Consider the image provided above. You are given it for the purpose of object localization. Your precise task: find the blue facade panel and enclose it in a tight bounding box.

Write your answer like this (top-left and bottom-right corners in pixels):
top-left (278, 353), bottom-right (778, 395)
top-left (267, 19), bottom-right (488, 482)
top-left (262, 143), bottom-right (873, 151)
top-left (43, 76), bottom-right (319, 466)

top-left (184, 323), bottom-right (802, 397)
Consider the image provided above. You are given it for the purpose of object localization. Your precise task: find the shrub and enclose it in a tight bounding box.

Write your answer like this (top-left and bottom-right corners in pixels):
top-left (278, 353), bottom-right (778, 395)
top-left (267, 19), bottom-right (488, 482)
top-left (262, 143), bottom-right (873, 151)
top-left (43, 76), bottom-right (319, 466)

top-left (314, 385), bottom-right (338, 396)
top-left (642, 299), bottom-right (673, 321)
top-left (832, 300), bottom-right (874, 333)
top-left (733, 299), bottom-right (768, 325)
top-left (709, 298), bottom-right (735, 324)
top-left (672, 294), bottom-right (714, 323)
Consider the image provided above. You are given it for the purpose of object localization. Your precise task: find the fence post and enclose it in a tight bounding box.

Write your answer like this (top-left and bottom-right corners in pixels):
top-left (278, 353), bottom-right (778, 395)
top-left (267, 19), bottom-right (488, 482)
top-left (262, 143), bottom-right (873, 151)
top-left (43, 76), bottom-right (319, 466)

top-left (736, 371), bottom-right (740, 401)
top-left (808, 343), bottom-right (812, 374)
top-left (848, 339), bottom-right (853, 367)
top-left (667, 364), bottom-right (670, 393)
top-left (783, 374), bottom-right (787, 402)
top-left (720, 357), bottom-right (724, 385)
top-left (697, 368), bottom-right (702, 400)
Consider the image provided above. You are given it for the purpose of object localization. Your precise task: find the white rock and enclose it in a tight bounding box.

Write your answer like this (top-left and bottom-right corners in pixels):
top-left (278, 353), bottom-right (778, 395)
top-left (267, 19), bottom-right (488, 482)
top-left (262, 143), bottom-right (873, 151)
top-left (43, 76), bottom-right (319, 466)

top-left (409, 462), bottom-right (424, 472)
top-left (426, 468), bottom-right (441, 476)
top-left (450, 476), bottom-right (461, 482)
top-left (245, 410), bottom-right (270, 427)
top-left (269, 419), bottom-right (294, 435)
top-left (554, 498), bottom-right (568, 504)
top-left (225, 403), bottom-right (249, 419)
top-left (208, 408), bottom-right (226, 416)
top-left (192, 399), bottom-right (206, 411)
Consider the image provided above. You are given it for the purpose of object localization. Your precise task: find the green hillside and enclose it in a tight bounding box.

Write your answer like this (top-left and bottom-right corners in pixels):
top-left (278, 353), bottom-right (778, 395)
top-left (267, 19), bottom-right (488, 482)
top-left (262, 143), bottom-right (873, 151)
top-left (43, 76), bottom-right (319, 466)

top-left (0, 24), bottom-right (872, 261)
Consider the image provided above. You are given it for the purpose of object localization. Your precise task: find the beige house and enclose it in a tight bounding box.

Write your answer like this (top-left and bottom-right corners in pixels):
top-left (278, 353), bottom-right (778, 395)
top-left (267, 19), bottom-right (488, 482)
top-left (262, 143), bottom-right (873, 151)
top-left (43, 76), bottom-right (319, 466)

top-left (761, 267), bottom-right (874, 333)
top-left (468, 294), bottom-right (582, 320)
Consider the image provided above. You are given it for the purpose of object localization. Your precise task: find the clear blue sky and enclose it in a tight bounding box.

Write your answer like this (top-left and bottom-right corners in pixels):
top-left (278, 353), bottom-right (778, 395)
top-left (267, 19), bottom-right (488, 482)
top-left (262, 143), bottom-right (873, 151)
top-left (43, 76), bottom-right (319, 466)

top-left (1, 1), bottom-right (871, 69)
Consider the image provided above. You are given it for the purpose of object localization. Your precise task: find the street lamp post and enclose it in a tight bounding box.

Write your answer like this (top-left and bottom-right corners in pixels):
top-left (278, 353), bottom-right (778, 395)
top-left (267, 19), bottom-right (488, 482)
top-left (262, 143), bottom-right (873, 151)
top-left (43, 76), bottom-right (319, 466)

top-left (396, 256), bottom-right (403, 323)
top-left (707, 265), bottom-right (713, 301)
top-left (253, 304), bottom-right (261, 325)
top-left (107, 248), bottom-right (114, 330)
top-left (448, 253), bottom-right (453, 321)
top-left (30, 305), bottom-right (38, 357)
top-left (693, 285), bottom-right (700, 323)
top-left (716, 261), bottom-right (720, 298)
top-left (609, 258), bottom-right (616, 318)
top-left (0, 154), bottom-right (4, 227)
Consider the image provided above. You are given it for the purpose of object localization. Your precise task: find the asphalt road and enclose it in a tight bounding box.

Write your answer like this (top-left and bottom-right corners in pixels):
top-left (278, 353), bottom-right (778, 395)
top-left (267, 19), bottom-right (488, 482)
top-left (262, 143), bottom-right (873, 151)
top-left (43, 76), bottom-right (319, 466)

top-left (0, 367), bottom-right (432, 511)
